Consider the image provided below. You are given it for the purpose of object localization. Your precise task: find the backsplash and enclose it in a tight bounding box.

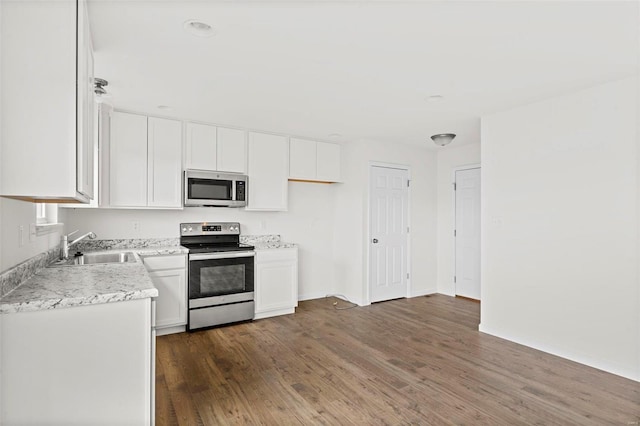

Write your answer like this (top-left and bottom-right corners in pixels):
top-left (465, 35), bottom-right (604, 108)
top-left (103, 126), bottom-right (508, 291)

top-left (0, 246), bottom-right (60, 298)
top-left (73, 238), bottom-right (181, 252)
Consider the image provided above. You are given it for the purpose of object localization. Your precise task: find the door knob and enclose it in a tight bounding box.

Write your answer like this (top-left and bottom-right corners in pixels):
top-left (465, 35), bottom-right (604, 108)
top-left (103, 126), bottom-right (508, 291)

top-left (372, 238), bottom-right (379, 243)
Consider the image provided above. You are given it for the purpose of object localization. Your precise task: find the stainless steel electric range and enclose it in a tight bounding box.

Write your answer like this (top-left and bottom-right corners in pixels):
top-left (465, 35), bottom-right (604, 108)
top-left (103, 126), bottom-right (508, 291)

top-left (180, 222), bottom-right (255, 331)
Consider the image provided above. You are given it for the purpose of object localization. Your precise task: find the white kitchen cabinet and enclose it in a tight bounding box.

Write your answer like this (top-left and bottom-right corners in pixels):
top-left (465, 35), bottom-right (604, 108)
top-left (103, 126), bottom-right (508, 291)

top-left (289, 138), bottom-right (341, 182)
top-left (148, 117), bottom-right (183, 208)
top-left (316, 142), bottom-right (341, 182)
top-left (107, 111), bottom-right (182, 208)
top-left (109, 112), bottom-right (148, 207)
top-left (1, 298), bottom-right (154, 425)
top-left (289, 138), bottom-right (317, 179)
top-left (0, 0), bottom-right (96, 202)
top-left (143, 254), bottom-right (187, 335)
top-left (185, 123), bottom-right (247, 173)
top-left (217, 127), bottom-right (247, 173)
top-left (246, 132), bottom-right (289, 211)
top-left (255, 248), bottom-right (298, 319)
top-left (185, 122), bottom-right (217, 171)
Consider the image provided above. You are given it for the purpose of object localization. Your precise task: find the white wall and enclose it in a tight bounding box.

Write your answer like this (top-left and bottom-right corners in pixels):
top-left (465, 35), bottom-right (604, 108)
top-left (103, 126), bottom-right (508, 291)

top-left (481, 77), bottom-right (639, 381)
top-left (436, 143), bottom-right (481, 295)
top-left (0, 200), bottom-right (63, 273)
top-left (63, 181), bottom-right (336, 301)
top-left (332, 139), bottom-right (438, 305)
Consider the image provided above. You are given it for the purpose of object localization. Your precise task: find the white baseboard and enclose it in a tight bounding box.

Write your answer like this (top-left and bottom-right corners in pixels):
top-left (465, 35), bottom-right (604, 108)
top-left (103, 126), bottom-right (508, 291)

top-left (409, 288), bottom-right (437, 298)
top-left (298, 292), bottom-right (327, 302)
top-left (479, 324), bottom-right (639, 383)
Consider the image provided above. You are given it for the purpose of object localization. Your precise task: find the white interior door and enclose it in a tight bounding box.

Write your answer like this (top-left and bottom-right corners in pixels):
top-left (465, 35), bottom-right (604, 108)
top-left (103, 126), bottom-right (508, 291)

top-left (455, 167), bottom-right (481, 300)
top-left (369, 165), bottom-right (409, 303)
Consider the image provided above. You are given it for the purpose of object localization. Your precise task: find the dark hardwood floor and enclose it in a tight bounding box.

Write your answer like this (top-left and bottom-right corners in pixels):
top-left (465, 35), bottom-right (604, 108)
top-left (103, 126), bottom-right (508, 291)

top-left (156, 295), bottom-right (640, 425)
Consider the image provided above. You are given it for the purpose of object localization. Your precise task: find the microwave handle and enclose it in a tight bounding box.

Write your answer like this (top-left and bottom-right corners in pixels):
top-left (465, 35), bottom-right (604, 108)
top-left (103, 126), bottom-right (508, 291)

top-left (189, 251), bottom-right (255, 261)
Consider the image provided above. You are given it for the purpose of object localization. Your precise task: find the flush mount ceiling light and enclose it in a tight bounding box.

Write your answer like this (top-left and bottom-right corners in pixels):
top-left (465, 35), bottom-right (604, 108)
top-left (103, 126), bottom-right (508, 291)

top-left (94, 77), bottom-right (108, 95)
top-left (94, 78), bottom-right (111, 103)
top-left (183, 19), bottom-right (215, 37)
top-left (157, 105), bottom-right (172, 111)
top-left (430, 133), bottom-right (456, 147)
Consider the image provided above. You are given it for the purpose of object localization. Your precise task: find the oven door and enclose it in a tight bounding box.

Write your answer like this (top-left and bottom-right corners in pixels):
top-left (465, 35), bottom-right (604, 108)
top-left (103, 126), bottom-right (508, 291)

top-left (188, 251), bottom-right (255, 308)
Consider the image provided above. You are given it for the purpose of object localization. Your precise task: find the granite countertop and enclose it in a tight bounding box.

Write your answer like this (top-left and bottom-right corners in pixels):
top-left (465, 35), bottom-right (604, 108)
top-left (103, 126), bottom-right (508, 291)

top-left (0, 243), bottom-right (189, 315)
top-left (241, 235), bottom-right (297, 250)
top-left (0, 254), bottom-right (157, 314)
top-left (0, 235), bottom-right (295, 314)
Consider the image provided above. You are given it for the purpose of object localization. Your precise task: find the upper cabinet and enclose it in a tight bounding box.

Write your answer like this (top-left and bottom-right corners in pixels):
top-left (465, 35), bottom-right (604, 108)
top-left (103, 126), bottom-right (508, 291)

top-left (246, 132), bottom-right (289, 211)
top-left (0, 0), bottom-right (96, 202)
top-left (105, 111), bottom-right (182, 209)
top-left (185, 123), bottom-right (246, 174)
top-left (289, 139), bottom-right (341, 183)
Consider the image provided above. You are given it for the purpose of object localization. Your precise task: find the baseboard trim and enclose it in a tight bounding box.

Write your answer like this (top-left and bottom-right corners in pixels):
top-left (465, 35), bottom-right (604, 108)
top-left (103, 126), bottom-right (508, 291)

top-left (479, 324), bottom-right (639, 382)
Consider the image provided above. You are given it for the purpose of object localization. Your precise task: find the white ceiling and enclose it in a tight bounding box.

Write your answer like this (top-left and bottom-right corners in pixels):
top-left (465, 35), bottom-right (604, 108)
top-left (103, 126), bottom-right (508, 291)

top-left (88, 0), bottom-right (639, 149)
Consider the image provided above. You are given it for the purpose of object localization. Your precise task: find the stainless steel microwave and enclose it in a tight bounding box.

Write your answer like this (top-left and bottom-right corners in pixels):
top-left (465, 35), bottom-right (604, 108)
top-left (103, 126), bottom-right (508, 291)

top-left (184, 170), bottom-right (247, 207)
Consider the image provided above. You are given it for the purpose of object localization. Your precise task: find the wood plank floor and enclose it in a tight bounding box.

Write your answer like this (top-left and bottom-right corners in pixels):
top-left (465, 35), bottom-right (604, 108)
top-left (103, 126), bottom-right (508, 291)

top-left (156, 295), bottom-right (640, 425)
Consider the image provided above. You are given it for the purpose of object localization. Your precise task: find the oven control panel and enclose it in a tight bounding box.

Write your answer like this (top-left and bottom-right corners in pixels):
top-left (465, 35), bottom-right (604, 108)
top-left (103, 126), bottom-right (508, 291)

top-left (180, 222), bottom-right (241, 236)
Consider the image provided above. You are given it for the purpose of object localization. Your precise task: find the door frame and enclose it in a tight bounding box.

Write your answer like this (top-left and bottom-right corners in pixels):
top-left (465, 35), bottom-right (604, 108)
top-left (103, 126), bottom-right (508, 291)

top-left (365, 161), bottom-right (412, 306)
top-left (452, 164), bottom-right (481, 297)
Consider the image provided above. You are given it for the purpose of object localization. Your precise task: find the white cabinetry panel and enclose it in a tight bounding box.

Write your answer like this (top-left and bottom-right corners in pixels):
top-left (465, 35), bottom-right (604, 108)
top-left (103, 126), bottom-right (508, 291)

top-left (289, 138), bottom-right (317, 179)
top-left (143, 254), bottom-right (187, 333)
top-left (108, 112), bottom-right (182, 209)
top-left (217, 127), bottom-right (247, 173)
top-left (247, 132), bottom-right (289, 211)
top-left (148, 117), bottom-right (182, 208)
top-left (316, 142), bottom-right (341, 182)
top-left (288, 139), bottom-right (341, 183)
top-left (1, 298), bottom-right (153, 425)
top-left (110, 112), bottom-right (148, 207)
top-left (0, 0), bottom-right (95, 202)
top-left (255, 248), bottom-right (298, 319)
top-left (185, 122), bottom-right (217, 171)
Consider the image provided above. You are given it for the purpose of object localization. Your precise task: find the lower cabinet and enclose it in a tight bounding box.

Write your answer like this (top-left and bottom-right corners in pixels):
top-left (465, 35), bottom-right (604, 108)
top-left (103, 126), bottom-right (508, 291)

top-left (255, 247), bottom-right (298, 319)
top-left (142, 254), bottom-right (187, 335)
top-left (1, 298), bottom-right (154, 425)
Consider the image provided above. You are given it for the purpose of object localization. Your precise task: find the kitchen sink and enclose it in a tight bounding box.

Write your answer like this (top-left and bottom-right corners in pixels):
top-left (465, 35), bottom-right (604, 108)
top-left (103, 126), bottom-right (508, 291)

top-left (52, 252), bottom-right (137, 266)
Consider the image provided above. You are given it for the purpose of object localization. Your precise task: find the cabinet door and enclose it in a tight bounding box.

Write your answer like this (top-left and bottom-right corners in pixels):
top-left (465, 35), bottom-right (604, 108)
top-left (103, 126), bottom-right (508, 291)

top-left (148, 117), bottom-right (182, 208)
top-left (255, 260), bottom-right (297, 313)
top-left (289, 138), bottom-right (317, 180)
top-left (247, 132), bottom-right (289, 211)
top-left (185, 122), bottom-right (217, 171)
top-left (76, 0), bottom-right (94, 200)
top-left (149, 269), bottom-right (187, 328)
top-left (110, 112), bottom-right (148, 207)
top-left (316, 142), bottom-right (341, 182)
top-left (217, 127), bottom-right (247, 173)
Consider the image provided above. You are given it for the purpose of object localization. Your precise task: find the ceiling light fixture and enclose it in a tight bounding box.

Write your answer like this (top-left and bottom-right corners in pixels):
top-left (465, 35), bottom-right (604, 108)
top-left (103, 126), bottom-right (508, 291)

top-left (183, 19), bottom-right (215, 37)
top-left (430, 133), bottom-right (456, 147)
top-left (328, 133), bottom-right (342, 139)
top-left (94, 77), bottom-right (108, 95)
top-left (157, 105), bottom-right (173, 111)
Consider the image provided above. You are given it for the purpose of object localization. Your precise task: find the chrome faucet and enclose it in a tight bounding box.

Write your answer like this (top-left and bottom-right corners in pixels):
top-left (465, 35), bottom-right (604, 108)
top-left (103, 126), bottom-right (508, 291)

top-left (61, 230), bottom-right (97, 260)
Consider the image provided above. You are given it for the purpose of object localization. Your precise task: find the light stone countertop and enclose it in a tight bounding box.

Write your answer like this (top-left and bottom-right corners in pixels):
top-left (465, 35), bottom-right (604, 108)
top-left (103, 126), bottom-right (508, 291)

top-left (0, 245), bottom-right (189, 314)
top-left (0, 236), bottom-right (295, 314)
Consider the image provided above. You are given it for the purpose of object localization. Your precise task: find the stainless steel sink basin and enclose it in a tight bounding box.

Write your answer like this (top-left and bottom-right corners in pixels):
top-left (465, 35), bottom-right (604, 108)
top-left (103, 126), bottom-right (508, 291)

top-left (52, 252), bottom-right (137, 266)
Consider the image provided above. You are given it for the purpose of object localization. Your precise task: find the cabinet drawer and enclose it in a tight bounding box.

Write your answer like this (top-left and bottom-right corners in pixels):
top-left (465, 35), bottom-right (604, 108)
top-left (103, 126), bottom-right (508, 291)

top-left (256, 248), bottom-right (297, 263)
top-left (142, 255), bottom-right (186, 271)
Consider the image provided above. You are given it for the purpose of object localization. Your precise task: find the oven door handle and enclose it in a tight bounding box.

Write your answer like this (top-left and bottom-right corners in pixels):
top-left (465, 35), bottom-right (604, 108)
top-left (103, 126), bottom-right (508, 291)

top-left (189, 251), bottom-right (255, 261)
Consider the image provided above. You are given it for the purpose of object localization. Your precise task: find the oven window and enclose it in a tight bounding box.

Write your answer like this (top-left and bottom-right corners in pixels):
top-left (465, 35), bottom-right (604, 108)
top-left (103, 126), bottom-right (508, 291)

top-left (188, 178), bottom-right (231, 200)
top-left (200, 264), bottom-right (245, 294)
top-left (190, 256), bottom-right (254, 299)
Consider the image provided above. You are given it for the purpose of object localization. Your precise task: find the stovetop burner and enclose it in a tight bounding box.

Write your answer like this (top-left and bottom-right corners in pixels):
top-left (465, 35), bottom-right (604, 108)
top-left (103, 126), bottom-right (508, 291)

top-left (179, 222), bottom-right (253, 254)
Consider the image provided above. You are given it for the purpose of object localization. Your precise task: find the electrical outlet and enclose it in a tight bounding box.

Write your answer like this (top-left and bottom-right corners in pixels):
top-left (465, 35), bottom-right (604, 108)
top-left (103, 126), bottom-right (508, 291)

top-left (132, 221), bottom-right (140, 234)
top-left (260, 220), bottom-right (267, 231)
top-left (18, 225), bottom-right (24, 247)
